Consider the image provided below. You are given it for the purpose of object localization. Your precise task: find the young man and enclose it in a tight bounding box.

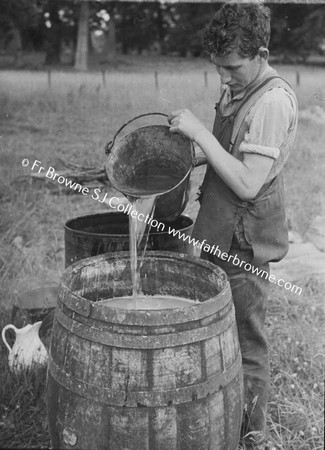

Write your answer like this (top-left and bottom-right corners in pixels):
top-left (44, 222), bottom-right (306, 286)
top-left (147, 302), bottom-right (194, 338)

top-left (168, 3), bottom-right (298, 449)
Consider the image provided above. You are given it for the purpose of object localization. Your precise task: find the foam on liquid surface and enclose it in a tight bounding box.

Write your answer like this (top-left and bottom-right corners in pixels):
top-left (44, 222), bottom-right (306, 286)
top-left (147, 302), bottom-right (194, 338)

top-left (98, 295), bottom-right (199, 310)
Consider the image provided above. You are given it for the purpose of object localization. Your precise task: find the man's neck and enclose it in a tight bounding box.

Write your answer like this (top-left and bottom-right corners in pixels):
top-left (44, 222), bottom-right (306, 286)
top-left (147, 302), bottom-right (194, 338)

top-left (231, 61), bottom-right (270, 98)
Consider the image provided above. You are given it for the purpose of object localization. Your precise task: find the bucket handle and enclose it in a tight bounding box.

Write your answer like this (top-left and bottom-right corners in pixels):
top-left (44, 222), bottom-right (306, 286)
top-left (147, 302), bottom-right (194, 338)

top-left (105, 112), bottom-right (168, 155)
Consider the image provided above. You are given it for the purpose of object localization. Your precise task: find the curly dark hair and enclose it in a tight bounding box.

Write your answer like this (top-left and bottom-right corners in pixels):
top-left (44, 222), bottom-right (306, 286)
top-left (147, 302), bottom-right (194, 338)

top-left (203, 3), bottom-right (271, 59)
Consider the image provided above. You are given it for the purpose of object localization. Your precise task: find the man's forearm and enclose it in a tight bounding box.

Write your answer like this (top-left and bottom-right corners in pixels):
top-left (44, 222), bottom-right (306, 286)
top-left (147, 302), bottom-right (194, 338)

top-left (194, 129), bottom-right (266, 201)
top-left (168, 108), bottom-right (274, 199)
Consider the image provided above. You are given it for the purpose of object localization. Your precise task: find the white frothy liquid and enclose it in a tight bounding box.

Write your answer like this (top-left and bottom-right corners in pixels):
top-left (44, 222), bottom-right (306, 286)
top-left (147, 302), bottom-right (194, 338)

top-left (98, 295), bottom-right (199, 310)
top-left (128, 196), bottom-right (157, 307)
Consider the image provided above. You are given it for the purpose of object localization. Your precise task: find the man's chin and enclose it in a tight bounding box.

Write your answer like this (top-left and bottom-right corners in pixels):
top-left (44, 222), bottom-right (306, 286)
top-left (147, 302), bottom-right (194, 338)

top-left (230, 85), bottom-right (244, 95)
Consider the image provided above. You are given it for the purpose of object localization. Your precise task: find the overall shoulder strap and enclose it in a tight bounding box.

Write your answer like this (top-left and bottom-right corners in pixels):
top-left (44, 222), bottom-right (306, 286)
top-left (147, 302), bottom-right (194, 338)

top-left (234, 76), bottom-right (286, 115)
top-left (231, 76), bottom-right (297, 148)
top-left (214, 87), bottom-right (228, 110)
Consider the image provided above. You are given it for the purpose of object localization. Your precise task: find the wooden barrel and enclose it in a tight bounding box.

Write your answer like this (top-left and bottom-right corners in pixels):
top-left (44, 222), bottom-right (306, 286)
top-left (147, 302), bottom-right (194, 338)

top-left (47, 252), bottom-right (243, 450)
top-left (64, 213), bottom-right (194, 267)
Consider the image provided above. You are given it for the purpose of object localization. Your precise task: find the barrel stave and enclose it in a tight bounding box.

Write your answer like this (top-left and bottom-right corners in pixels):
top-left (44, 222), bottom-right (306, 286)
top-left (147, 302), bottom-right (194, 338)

top-left (176, 400), bottom-right (210, 449)
top-left (223, 372), bottom-right (244, 449)
top-left (48, 376), bottom-right (109, 450)
top-left (150, 406), bottom-right (178, 449)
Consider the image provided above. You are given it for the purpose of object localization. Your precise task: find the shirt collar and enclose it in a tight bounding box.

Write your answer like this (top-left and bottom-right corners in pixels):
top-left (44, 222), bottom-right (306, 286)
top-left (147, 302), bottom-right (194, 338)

top-left (223, 64), bottom-right (275, 104)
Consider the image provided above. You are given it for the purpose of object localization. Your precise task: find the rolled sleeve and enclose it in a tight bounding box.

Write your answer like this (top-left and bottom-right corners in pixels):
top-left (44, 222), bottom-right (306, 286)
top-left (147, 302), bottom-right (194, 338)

top-left (240, 142), bottom-right (280, 159)
top-left (239, 89), bottom-right (295, 160)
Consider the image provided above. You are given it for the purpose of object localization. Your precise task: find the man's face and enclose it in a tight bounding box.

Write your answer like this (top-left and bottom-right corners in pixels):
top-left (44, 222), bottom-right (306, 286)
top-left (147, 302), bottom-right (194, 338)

top-left (211, 50), bottom-right (262, 94)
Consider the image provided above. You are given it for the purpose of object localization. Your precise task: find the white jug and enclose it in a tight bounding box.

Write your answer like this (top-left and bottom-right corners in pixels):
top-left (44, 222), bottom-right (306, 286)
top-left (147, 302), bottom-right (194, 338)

top-left (1, 321), bottom-right (48, 373)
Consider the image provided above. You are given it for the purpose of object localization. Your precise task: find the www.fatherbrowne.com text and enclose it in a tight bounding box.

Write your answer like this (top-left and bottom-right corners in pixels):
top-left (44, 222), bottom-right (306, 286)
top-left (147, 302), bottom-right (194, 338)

top-left (166, 227), bottom-right (302, 295)
top-left (22, 158), bottom-right (302, 295)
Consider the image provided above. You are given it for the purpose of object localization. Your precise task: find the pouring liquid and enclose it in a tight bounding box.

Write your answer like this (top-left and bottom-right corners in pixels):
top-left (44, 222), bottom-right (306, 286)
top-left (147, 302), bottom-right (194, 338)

top-left (128, 195), bottom-right (157, 306)
top-left (114, 167), bottom-right (191, 310)
top-left (123, 172), bottom-right (183, 197)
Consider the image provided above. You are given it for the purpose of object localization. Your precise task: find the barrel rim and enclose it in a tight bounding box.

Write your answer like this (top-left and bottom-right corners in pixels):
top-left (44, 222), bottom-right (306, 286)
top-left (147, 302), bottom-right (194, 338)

top-left (59, 251), bottom-right (231, 325)
top-left (62, 250), bottom-right (226, 276)
top-left (64, 213), bottom-right (193, 238)
top-left (55, 298), bottom-right (234, 346)
top-left (58, 286), bottom-right (231, 326)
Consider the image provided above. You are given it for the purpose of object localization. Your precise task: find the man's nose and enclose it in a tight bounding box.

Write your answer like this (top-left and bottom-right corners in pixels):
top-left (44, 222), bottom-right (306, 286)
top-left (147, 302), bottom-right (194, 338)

top-left (219, 67), bottom-right (231, 84)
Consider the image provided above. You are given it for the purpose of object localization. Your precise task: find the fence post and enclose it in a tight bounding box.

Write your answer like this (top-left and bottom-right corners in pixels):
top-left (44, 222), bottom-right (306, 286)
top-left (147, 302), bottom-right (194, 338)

top-left (296, 71), bottom-right (300, 86)
top-left (79, 84), bottom-right (85, 95)
top-left (47, 69), bottom-right (51, 89)
top-left (204, 71), bottom-right (208, 88)
top-left (102, 69), bottom-right (106, 88)
top-left (154, 71), bottom-right (159, 90)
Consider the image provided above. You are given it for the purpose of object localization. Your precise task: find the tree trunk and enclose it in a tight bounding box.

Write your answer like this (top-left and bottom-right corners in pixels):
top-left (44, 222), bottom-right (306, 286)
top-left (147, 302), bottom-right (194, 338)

top-left (45, 0), bottom-right (61, 65)
top-left (9, 26), bottom-right (23, 67)
top-left (107, 14), bottom-right (117, 63)
top-left (75, 1), bottom-right (89, 71)
top-left (156, 2), bottom-right (165, 55)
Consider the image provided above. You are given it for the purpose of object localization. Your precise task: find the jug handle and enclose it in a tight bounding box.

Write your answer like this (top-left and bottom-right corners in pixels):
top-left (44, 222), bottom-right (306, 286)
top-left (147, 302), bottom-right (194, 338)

top-left (1, 324), bottom-right (17, 353)
top-left (105, 112), bottom-right (169, 155)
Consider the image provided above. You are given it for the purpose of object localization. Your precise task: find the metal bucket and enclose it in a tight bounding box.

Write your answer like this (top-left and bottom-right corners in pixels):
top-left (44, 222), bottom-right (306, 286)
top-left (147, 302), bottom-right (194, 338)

top-left (105, 113), bottom-right (195, 222)
top-left (64, 212), bottom-right (194, 268)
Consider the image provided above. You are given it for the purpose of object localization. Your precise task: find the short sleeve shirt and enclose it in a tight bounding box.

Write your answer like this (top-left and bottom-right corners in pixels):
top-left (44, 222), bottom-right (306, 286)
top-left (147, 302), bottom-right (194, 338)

top-left (219, 66), bottom-right (298, 248)
top-left (220, 66), bottom-right (298, 182)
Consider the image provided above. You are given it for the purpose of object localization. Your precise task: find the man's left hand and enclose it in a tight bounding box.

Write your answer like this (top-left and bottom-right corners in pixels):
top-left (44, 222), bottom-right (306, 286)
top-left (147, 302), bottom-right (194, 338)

top-left (168, 109), bottom-right (208, 142)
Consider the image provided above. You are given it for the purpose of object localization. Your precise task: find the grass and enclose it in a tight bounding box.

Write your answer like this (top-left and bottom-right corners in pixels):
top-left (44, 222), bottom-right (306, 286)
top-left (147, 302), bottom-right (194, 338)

top-left (266, 277), bottom-right (324, 449)
top-left (0, 56), bottom-right (324, 449)
top-left (0, 355), bottom-right (49, 449)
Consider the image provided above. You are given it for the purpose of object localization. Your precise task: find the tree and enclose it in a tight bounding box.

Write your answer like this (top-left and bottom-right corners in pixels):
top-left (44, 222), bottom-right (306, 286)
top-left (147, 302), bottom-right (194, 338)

top-left (115, 3), bottom-right (161, 55)
top-left (291, 6), bottom-right (325, 56)
top-left (269, 4), bottom-right (325, 61)
top-left (163, 3), bottom-right (216, 57)
top-left (0, 0), bottom-right (41, 65)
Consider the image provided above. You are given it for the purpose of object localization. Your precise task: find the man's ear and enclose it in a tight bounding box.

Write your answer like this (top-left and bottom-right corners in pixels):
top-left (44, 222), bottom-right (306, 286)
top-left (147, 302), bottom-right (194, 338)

top-left (258, 47), bottom-right (269, 61)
